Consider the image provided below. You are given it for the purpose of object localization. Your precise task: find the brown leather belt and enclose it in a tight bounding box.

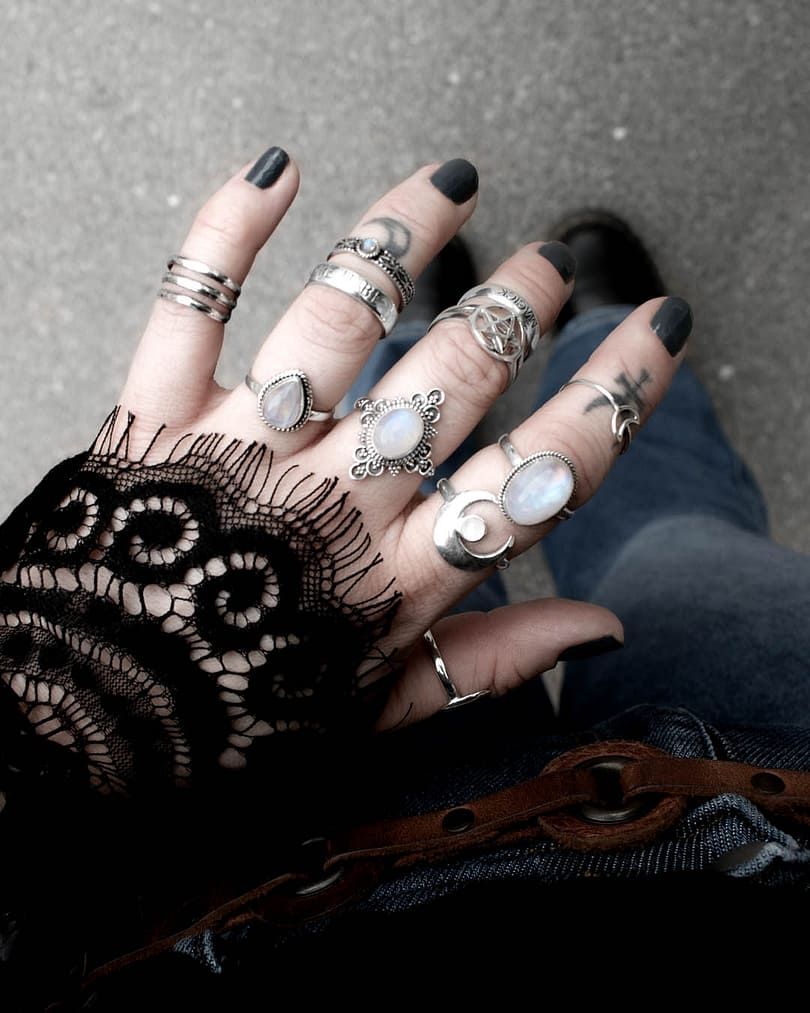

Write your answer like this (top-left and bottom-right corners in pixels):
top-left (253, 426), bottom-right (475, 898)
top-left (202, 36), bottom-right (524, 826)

top-left (82, 739), bottom-right (810, 991)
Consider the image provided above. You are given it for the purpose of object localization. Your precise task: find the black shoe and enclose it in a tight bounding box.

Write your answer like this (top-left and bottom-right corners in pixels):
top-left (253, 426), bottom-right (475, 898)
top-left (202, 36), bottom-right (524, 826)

top-left (400, 234), bottom-right (476, 326)
top-left (549, 210), bottom-right (667, 332)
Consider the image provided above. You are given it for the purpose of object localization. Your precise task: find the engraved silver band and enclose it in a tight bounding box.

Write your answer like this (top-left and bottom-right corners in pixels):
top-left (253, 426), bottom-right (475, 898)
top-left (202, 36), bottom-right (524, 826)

top-left (558, 378), bottom-right (640, 454)
top-left (158, 254), bottom-right (242, 324)
top-left (329, 237), bottom-right (415, 308)
top-left (307, 262), bottom-right (398, 337)
top-left (424, 628), bottom-right (491, 712)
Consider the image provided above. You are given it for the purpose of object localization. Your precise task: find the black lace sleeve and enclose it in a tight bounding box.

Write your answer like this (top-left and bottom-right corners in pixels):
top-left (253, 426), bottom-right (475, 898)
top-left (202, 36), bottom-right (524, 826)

top-left (0, 409), bottom-right (401, 799)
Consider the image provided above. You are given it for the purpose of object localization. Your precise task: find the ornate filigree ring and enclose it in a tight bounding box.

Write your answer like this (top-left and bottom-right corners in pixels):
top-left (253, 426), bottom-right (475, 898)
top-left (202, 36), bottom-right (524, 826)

top-left (497, 433), bottom-right (578, 525)
top-left (558, 378), bottom-right (640, 454)
top-left (328, 237), bottom-right (415, 309)
top-left (428, 284), bottom-right (540, 386)
top-left (158, 254), bottom-right (242, 324)
top-left (307, 262), bottom-right (398, 337)
top-left (245, 370), bottom-right (334, 432)
top-left (349, 389), bottom-right (445, 480)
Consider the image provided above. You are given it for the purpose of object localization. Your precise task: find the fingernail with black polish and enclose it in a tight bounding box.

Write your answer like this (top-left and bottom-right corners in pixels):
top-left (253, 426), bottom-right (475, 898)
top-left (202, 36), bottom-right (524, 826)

top-left (557, 636), bottom-right (623, 663)
top-left (651, 296), bottom-right (693, 356)
top-left (430, 159), bottom-right (479, 204)
top-left (245, 146), bottom-right (289, 189)
top-left (538, 241), bottom-right (577, 283)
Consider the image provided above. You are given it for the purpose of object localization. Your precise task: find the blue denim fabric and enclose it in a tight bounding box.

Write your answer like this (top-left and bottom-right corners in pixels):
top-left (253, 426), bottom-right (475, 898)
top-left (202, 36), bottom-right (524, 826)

top-left (176, 306), bottom-right (810, 969)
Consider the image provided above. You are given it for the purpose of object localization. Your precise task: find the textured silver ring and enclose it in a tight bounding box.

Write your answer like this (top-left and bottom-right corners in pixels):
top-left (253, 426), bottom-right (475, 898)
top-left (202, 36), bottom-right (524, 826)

top-left (350, 389), bottom-right (445, 479)
top-left (559, 378), bottom-right (640, 454)
top-left (428, 303), bottom-right (527, 386)
top-left (433, 478), bottom-right (514, 571)
top-left (497, 434), bottom-right (578, 525)
top-left (158, 254), bottom-right (242, 324)
top-left (424, 628), bottom-right (491, 712)
top-left (245, 370), bottom-right (334, 432)
top-left (329, 237), bottom-right (414, 308)
top-left (307, 262), bottom-right (398, 337)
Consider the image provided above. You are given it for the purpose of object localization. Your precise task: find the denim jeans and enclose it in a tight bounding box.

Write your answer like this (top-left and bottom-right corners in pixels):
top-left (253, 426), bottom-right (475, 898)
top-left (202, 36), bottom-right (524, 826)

top-left (178, 305), bottom-right (810, 970)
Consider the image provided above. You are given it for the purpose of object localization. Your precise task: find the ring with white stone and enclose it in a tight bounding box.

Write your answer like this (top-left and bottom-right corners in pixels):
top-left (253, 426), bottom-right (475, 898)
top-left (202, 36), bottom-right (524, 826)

top-left (349, 388), bottom-right (445, 480)
top-left (558, 378), bottom-right (640, 455)
top-left (424, 628), bottom-right (491, 712)
top-left (245, 370), bottom-right (334, 432)
top-left (158, 254), bottom-right (242, 324)
top-left (307, 262), bottom-right (398, 337)
top-left (433, 479), bottom-right (514, 571)
top-left (329, 237), bottom-right (415, 309)
top-left (497, 434), bottom-right (578, 525)
top-left (427, 302), bottom-right (528, 387)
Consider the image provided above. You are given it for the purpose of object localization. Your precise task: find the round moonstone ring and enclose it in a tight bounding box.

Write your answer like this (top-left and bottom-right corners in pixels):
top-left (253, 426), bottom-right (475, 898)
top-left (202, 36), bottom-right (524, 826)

top-left (349, 389), bottom-right (445, 479)
top-left (245, 370), bottom-right (334, 432)
top-left (497, 434), bottom-right (577, 525)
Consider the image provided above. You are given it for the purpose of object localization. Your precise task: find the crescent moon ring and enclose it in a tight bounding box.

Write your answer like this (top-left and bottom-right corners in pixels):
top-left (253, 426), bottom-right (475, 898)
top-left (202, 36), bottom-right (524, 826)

top-left (433, 479), bottom-right (515, 571)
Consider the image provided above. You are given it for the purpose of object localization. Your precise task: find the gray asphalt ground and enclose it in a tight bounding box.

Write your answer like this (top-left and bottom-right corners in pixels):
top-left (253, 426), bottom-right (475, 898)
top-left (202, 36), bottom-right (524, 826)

top-left (2, 0), bottom-right (809, 604)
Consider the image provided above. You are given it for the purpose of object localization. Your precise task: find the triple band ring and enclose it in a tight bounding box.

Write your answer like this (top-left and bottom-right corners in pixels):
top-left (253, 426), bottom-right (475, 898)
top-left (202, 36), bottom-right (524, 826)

top-left (428, 284), bottom-right (540, 387)
top-left (158, 255), bottom-right (242, 323)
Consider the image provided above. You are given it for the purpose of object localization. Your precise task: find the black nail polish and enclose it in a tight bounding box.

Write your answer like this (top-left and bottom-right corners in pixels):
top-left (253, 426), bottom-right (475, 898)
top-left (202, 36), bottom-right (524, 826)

top-left (557, 636), bottom-right (623, 663)
top-left (245, 146), bottom-right (289, 189)
top-left (651, 296), bottom-right (693, 356)
top-left (430, 159), bottom-right (478, 204)
top-left (538, 241), bottom-right (577, 283)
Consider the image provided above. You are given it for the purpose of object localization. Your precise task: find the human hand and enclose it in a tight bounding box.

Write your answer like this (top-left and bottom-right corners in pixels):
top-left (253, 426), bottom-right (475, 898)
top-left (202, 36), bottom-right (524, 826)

top-left (0, 149), bottom-right (689, 789)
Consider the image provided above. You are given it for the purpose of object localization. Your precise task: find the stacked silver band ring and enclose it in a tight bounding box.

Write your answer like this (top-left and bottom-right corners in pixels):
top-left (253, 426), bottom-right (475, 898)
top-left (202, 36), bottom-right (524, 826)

top-left (559, 378), bottom-right (640, 454)
top-left (329, 237), bottom-right (414, 308)
top-left (428, 284), bottom-right (540, 386)
top-left (307, 262), bottom-right (398, 337)
top-left (424, 628), bottom-right (491, 711)
top-left (245, 370), bottom-right (333, 432)
top-left (158, 255), bottom-right (242, 323)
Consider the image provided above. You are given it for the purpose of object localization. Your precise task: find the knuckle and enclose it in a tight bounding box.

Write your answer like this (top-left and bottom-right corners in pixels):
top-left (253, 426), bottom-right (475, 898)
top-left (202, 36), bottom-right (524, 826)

top-left (430, 324), bottom-right (508, 405)
top-left (292, 287), bottom-right (377, 353)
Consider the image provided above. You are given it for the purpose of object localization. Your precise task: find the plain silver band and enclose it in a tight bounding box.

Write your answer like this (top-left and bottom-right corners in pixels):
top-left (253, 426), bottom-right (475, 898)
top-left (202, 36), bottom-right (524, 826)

top-left (160, 273), bottom-right (237, 310)
top-left (157, 290), bottom-right (231, 323)
top-left (244, 372), bottom-right (333, 422)
top-left (558, 378), bottom-right (640, 454)
top-left (168, 255), bottom-right (241, 295)
top-left (307, 262), bottom-right (398, 337)
top-left (423, 628), bottom-right (491, 711)
top-left (329, 238), bottom-right (415, 308)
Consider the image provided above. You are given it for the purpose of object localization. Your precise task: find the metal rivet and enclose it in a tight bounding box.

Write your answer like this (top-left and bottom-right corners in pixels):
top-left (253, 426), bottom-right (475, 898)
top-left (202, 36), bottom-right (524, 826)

top-left (442, 807), bottom-right (475, 833)
top-left (751, 771), bottom-right (785, 794)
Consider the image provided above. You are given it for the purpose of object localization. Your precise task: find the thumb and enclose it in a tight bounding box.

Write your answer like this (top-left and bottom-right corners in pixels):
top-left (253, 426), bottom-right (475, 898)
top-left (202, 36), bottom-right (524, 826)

top-left (375, 598), bottom-right (623, 731)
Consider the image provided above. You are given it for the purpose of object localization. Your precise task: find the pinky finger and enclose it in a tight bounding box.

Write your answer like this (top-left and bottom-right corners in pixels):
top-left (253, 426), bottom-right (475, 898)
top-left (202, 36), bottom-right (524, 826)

top-left (375, 598), bottom-right (623, 731)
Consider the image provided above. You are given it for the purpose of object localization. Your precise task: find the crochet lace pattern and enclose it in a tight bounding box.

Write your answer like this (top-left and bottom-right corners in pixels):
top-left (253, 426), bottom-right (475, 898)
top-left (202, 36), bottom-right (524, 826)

top-left (0, 411), bottom-right (400, 795)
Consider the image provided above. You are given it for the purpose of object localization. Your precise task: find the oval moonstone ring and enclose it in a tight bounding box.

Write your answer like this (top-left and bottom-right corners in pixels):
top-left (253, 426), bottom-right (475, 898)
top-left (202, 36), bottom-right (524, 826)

top-left (497, 434), bottom-right (577, 525)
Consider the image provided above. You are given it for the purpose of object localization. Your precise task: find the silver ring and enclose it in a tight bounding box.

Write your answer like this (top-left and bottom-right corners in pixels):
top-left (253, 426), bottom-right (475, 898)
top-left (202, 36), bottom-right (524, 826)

top-left (329, 237), bottom-right (414, 308)
top-left (558, 379), bottom-right (640, 454)
top-left (424, 628), bottom-right (491, 712)
top-left (497, 434), bottom-right (578, 525)
top-left (245, 370), bottom-right (334, 432)
top-left (428, 303), bottom-right (526, 386)
top-left (349, 389), bottom-right (445, 479)
top-left (459, 284), bottom-right (541, 358)
top-left (307, 262), bottom-right (398, 337)
top-left (433, 479), bottom-right (514, 571)
top-left (158, 255), bottom-right (242, 324)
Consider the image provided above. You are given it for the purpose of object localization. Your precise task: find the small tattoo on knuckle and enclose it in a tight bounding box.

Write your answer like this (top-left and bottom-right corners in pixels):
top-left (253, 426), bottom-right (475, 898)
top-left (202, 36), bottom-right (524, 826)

top-left (363, 216), bottom-right (412, 258)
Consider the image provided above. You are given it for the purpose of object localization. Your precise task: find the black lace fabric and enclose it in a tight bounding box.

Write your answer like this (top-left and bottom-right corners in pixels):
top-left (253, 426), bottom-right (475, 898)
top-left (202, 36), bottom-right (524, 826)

top-left (0, 410), bottom-right (401, 798)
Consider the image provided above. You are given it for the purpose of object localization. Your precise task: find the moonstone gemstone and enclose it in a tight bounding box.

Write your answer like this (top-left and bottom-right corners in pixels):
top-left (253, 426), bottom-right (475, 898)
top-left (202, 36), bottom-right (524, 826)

top-left (502, 456), bottom-right (574, 525)
top-left (261, 377), bottom-right (305, 429)
top-left (372, 407), bottom-right (424, 460)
